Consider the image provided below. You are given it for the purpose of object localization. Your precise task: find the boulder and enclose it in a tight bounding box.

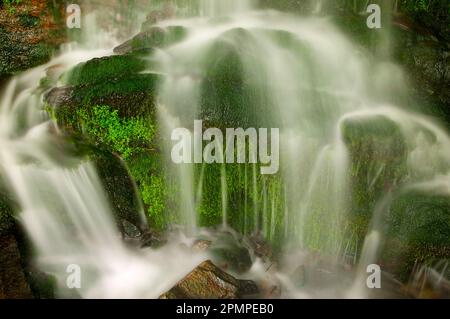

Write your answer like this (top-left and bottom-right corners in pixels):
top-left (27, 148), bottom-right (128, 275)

top-left (159, 260), bottom-right (258, 299)
top-left (140, 229), bottom-right (167, 248)
top-left (207, 231), bottom-right (253, 274)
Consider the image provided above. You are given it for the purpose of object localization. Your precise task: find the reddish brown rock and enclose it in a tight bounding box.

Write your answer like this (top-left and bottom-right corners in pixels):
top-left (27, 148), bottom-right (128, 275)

top-left (160, 260), bottom-right (258, 299)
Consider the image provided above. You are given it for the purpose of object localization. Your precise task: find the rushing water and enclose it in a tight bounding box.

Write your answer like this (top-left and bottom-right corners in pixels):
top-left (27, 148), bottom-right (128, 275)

top-left (0, 0), bottom-right (449, 298)
top-left (155, 0), bottom-right (450, 297)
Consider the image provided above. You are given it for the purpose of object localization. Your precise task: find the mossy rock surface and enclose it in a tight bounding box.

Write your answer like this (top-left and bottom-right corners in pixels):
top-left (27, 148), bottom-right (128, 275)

top-left (47, 53), bottom-right (160, 119)
top-left (63, 55), bottom-right (149, 87)
top-left (0, 26), bottom-right (54, 79)
top-left (381, 189), bottom-right (450, 280)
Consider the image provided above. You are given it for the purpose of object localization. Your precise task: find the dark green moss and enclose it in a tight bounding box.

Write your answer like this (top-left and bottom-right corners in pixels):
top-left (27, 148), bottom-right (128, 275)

top-left (380, 190), bottom-right (450, 280)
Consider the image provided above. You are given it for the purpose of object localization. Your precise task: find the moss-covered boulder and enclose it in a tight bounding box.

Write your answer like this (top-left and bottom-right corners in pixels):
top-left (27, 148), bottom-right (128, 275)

top-left (205, 231), bottom-right (254, 274)
top-left (342, 115), bottom-right (408, 235)
top-left (383, 189), bottom-right (450, 280)
top-left (159, 260), bottom-right (258, 299)
top-left (47, 53), bottom-right (160, 119)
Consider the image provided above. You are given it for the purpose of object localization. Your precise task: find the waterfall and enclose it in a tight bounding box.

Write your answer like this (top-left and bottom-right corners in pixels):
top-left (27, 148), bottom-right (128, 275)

top-left (0, 0), bottom-right (449, 299)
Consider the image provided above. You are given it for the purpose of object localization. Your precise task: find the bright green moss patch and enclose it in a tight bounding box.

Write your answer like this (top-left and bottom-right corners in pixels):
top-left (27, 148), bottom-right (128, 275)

top-left (127, 153), bottom-right (169, 230)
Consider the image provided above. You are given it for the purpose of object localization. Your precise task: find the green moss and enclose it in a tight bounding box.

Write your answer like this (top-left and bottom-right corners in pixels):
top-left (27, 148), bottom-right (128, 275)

top-left (74, 105), bottom-right (155, 160)
top-left (401, 0), bottom-right (432, 13)
top-left (64, 55), bottom-right (147, 87)
top-left (141, 174), bottom-right (166, 228)
top-left (133, 26), bottom-right (187, 49)
top-left (127, 153), bottom-right (168, 230)
top-left (200, 28), bottom-right (274, 128)
top-left (18, 14), bottom-right (40, 28)
top-left (342, 115), bottom-right (408, 234)
top-left (389, 191), bottom-right (450, 247)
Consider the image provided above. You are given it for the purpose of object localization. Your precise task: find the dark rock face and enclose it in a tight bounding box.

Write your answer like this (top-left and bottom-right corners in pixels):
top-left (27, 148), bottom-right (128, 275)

top-left (45, 86), bottom-right (75, 108)
top-left (0, 187), bottom-right (57, 299)
top-left (159, 260), bottom-right (259, 299)
top-left (393, 25), bottom-right (450, 123)
top-left (44, 53), bottom-right (160, 120)
top-left (92, 150), bottom-right (148, 235)
top-left (200, 231), bottom-right (254, 274)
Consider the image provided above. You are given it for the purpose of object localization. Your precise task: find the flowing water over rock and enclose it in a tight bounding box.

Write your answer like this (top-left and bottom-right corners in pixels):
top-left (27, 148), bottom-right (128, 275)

top-left (0, 14), bottom-right (206, 299)
top-left (154, 0), bottom-right (450, 297)
top-left (0, 0), bottom-right (449, 298)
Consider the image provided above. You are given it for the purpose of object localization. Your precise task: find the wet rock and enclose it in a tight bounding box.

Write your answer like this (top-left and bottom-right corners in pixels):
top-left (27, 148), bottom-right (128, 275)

top-left (192, 239), bottom-right (212, 252)
top-left (93, 151), bottom-right (148, 235)
top-left (209, 232), bottom-right (253, 274)
top-left (114, 27), bottom-right (165, 55)
top-left (62, 55), bottom-right (147, 87)
top-left (140, 229), bottom-right (167, 249)
top-left (45, 86), bottom-right (75, 108)
top-left (113, 26), bottom-right (186, 55)
top-left (391, 21), bottom-right (450, 124)
top-left (63, 143), bottom-right (148, 238)
top-left (0, 1), bottom-right (65, 79)
top-left (159, 260), bottom-right (259, 299)
top-left (122, 220), bottom-right (142, 238)
top-left (45, 74), bottom-right (159, 120)
top-left (0, 232), bottom-right (33, 299)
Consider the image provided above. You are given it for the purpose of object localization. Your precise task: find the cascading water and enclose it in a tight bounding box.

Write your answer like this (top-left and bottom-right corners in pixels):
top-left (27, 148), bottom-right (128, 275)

top-left (0, 0), bottom-right (449, 299)
top-left (156, 7), bottom-right (367, 250)
top-left (154, 0), bottom-right (450, 297)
